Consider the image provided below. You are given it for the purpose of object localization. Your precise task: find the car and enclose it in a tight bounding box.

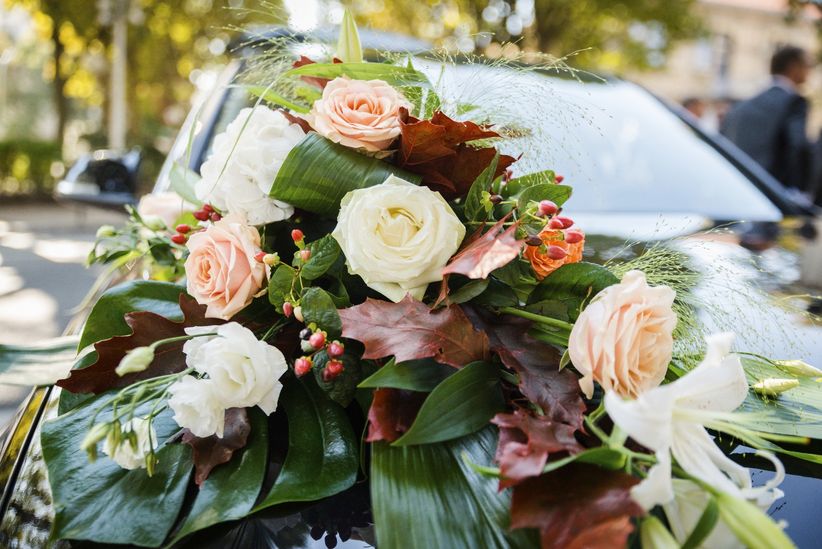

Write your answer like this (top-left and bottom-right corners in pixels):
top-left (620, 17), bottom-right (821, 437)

top-left (1, 28), bottom-right (821, 548)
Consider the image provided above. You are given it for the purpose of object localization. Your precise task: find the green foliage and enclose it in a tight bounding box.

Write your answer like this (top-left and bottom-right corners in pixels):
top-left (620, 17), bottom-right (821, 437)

top-left (0, 139), bottom-right (62, 197)
top-left (300, 235), bottom-right (342, 281)
top-left (300, 287), bottom-right (342, 339)
top-left (527, 262), bottom-right (619, 322)
top-left (359, 358), bottom-right (455, 391)
top-left (313, 350), bottom-right (363, 407)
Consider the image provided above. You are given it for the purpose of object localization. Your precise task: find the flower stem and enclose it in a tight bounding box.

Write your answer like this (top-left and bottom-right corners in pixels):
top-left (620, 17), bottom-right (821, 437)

top-left (498, 307), bottom-right (574, 332)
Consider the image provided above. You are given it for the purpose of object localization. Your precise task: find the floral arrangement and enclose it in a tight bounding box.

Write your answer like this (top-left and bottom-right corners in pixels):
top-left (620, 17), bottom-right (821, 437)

top-left (43, 12), bottom-right (822, 549)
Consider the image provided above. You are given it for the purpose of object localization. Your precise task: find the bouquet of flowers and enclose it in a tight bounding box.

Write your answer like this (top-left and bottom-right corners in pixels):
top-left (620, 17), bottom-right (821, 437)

top-left (44, 12), bottom-right (821, 549)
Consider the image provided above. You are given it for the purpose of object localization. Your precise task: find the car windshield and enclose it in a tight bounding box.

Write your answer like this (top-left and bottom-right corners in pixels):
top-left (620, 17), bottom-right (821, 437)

top-left (196, 59), bottom-right (782, 222)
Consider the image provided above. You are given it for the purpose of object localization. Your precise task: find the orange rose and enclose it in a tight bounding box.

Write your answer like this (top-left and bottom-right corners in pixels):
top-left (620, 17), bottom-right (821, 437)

top-left (524, 228), bottom-right (585, 280)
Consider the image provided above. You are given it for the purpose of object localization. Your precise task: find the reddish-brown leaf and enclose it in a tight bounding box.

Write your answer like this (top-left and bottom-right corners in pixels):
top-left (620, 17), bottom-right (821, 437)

top-left (465, 308), bottom-right (585, 430)
top-left (57, 294), bottom-right (222, 394)
top-left (366, 388), bottom-right (427, 442)
top-left (510, 463), bottom-right (643, 549)
top-left (182, 408), bottom-right (251, 486)
top-left (279, 109), bottom-right (313, 133)
top-left (492, 408), bottom-right (583, 488)
top-left (338, 296), bottom-right (490, 368)
top-left (442, 217), bottom-right (524, 280)
top-left (397, 109), bottom-right (516, 199)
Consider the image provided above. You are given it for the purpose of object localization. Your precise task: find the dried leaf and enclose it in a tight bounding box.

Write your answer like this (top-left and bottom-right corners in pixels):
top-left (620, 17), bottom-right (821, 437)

top-left (339, 296), bottom-right (490, 368)
top-left (57, 295), bottom-right (221, 394)
top-left (442, 217), bottom-right (524, 280)
top-left (510, 463), bottom-right (643, 549)
top-left (397, 109), bottom-right (516, 199)
top-left (492, 408), bottom-right (583, 488)
top-left (366, 388), bottom-right (427, 442)
top-left (279, 109), bottom-right (313, 133)
top-left (182, 408), bottom-right (251, 486)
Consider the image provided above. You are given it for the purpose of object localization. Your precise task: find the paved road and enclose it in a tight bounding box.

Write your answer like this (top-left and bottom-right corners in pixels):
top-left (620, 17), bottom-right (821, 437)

top-left (0, 202), bottom-right (126, 426)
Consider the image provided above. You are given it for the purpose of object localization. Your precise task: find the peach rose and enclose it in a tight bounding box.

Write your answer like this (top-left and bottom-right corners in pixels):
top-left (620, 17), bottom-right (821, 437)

top-left (308, 77), bottom-right (411, 151)
top-left (523, 228), bottom-right (585, 280)
top-left (569, 270), bottom-right (677, 399)
top-left (184, 215), bottom-right (266, 320)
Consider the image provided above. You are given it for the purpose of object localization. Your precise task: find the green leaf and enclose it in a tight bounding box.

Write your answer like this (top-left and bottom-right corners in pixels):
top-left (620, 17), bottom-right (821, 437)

top-left (371, 426), bottom-right (535, 549)
top-left (171, 409), bottom-right (268, 544)
top-left (254, 377), bottom-right (358, 511)
top-left (516, 184), bottom-right (573, 214)
top-left (448, 279), bottom-right (490, 304)
top-left (527, 262), bottom-right (619, 322)
top-left (244, 85), bottom-right (310, 114)
top-left (300, 287), bottom-right (342, 339)
top-left (267, 263), bottom-right (296, 313)
top-left (270, 133), bottom-right (421, 217)
top-left (358, 358), bottom-right (454, 391)
top-left (300, 235), bottom-right (341, 281)
top-left (336, 9), bottom-right (363, 63)
top-left (393, 361), bottom-right (504, 446)
top-left (714, 490), bottom-right (796, 549)
top-left (313, 350), bottom-right (362, 407)
top-left (42, 395), bottom-right (193, 547)
top-left (286, 62), bottom-right (432, 89)
top-left (169, 162), bottom-right (203, 207)
top-left (0, 336), bottom-right (78, 386)
top-left (465, 152), bottom-right (500, 222)
top-left (58, 351), bottom-right (97, 414)
top-left (501, 170), bottom-right (556, 196)
top-left (78, 281), bottom-right (185, 350)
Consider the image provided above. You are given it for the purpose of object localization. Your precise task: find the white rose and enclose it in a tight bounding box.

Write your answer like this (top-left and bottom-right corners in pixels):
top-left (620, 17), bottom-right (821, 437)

top-left (167, 375), bottom-right (225, 438)
top-left (332, 175), bottom-right (466, 302)
top-left (183, 323), bottom-right (288, 414)
top-left (196, 106), bottom-right (305, 226)
top-left (101, 417), bottom-right (156, 470)
top-left (137, 191), bottom-right (194, 229)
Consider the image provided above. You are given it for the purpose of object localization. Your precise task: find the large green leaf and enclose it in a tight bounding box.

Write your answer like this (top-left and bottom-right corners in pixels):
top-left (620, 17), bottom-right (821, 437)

top-left (393, 361), bottom-right (504, 446)
top-left (516, 184), bottom-right (573, 213)
top-left (42, 394), bottom-right (192, 547)
top-left (286, 62), bottom-right (432, 89)
top-left (358, 358), bottom-right (454, 391)
top-left (78, 281), bottom-right (185, 350)
top-left (0, 336), bottom-right (78, 386)
top-left (300, 234), bottom-right (341, 281)
top-left (269, 133), bottom-right (421, 217)
top-left (527, 262), bottom-right (618, 322)
top-left (253, 377), bottom-right (358, 511)
top-left (171, 409), bottom-right (269, 544)
top-left (300, 287), bottom-right (343, 339)
top-left (371, 426), bottom-right (535, 549)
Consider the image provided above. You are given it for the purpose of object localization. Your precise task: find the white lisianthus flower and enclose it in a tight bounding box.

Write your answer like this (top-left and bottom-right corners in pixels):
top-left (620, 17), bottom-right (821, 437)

top-left (605, 333), bottom-right (784, 510)
top-left (196, 106), bottom-right (305, 225)
top-left (183, 323), bottom-right (288, 415)
top-left (167, 376), bottom-right (225, 438)
top-left (332, 175), bottom-right (466, 302)
top-left (101, 417), bottom-right (156, 470)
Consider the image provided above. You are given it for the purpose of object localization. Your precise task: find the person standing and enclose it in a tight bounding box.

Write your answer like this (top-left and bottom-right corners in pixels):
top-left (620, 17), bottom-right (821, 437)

top-left (721, 45), bottom-right (814, 192)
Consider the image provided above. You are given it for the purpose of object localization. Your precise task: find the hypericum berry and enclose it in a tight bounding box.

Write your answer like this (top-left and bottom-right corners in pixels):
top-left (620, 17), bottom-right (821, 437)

top-left (299, 328), bottom-right (312, 340)
top-left (548, 217), bottom-right (564, 230)
top-left (291, 229), bottom-right (304, 243)
top-left (193, 210), bottom-right (209, 221)
top-left (546, 245), bottom-right (568, 260)
top-left (309, 331), bottom-right (326, 349)
top-left (538, 200), bottom-right (558, 216)
top-left (555, 175), bottom-right (565, 183)
top-left (555, 216), bottom-right (574, 229)
top-left (263, 253), bottom-right (280, 267)
top-left (294, 306), bottom-right (304, 322)
top-left (175, 224), bottom-right (191, 234)
top-left (299, 249), bottom-right (312, 262)
top-left (489, 194), bottom-right (503, 205)
top-left (301, 340), bottom-right (315, 353)
top-left (327, 341), bottom-right (345, 358)
top-left (294, 357), bottom-right (313, 377)
top-left (210, 212), bottom-right (222, 222)
top-left (171, 234), bottom-right (187, 245)
top-left (323, 359), bottom-right (344, 381)
top-left (202, 204), bottom-right (214, 213)
top-left (283, 302), bottom-right (294, 317)
top-left (254, 251), bottom-right (267, 263)
top-left (525, 235), bottom-right (543, 247)
top-left (564, 229), bottom-right (584, 244)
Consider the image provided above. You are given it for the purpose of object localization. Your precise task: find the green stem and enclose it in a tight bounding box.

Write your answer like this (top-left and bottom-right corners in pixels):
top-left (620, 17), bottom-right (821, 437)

top-left (499, 307), bottom-right (574, 332)
top-left (148, 331), bottom-right (215, 351)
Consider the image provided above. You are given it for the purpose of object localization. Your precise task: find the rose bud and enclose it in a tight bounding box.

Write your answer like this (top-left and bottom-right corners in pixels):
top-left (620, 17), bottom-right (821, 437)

top-left (548, 217), bottom-right (564, 230)
top-left (294, 357), bottom-right (313, 377)
top-left (291, 229), bottom-right (304, 243)
top-left (538, 200), bottom-right (558, 216)
top-left (171, 234), bottom-right (187, 245)
top-left (327, 341), bottom-right (345, 358)
top-left (309, 331), bottom-right (326, 349)
top-left (546, 245), bottom-right (568, 260)
top-left (564, 229), bottom-right (584, 244)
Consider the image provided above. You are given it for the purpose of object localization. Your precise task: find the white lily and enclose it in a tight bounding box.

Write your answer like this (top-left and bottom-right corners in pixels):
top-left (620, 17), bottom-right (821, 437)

top-left (605, 332), bottom-right (784, 509)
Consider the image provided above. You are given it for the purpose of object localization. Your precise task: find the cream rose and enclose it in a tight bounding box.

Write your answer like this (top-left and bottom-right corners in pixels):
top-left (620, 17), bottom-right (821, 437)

top-left (184, 214), bottom-right (266, 320)
top-left (167, 376), bottom-right (225, 438)
top-left (308, 77), bottom-right (410, 151)
top-left (101, 417), bottom-right (156, 470)
top-left (332, 175), bottom-right (465, 302)
top-left (137, 191), bottom-right (194, 229)
top-left (182, 323), bottom-right (288, 414)
top-left (569, 270), bottom-right (677, 398)
top-left (196, 106), bottom-right (305, 225)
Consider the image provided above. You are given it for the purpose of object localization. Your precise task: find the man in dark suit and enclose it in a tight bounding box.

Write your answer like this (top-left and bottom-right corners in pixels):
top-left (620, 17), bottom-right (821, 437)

top-left (721, 46), bottom-right (814, 192)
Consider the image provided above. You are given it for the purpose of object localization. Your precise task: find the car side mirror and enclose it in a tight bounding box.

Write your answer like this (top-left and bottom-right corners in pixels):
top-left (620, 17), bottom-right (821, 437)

top-left (55, 149), bottom-right (141, 211)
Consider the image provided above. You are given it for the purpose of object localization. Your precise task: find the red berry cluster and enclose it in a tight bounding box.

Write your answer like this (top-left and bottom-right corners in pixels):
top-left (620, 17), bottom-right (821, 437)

top-left (193, 203), bottom-right (222, 223)
top-left (294, 327), bottom-right (346, 381)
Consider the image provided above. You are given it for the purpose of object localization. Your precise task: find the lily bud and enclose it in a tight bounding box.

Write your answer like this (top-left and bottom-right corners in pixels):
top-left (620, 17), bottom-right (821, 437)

top-left (753, 378), bottom-right (800, 398)
top-left (115, 346), bottom-right (155, 376)
top-left (639, 517), bottom-right (678, 549)
top-left (142, 215), bottom-right (166, 231)
top-left (96, 225), bottom-right (117, 239)
top-left (775, 359), bottom-right (822, 378)
top-left (336, 9), bottom-right (364, 63)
